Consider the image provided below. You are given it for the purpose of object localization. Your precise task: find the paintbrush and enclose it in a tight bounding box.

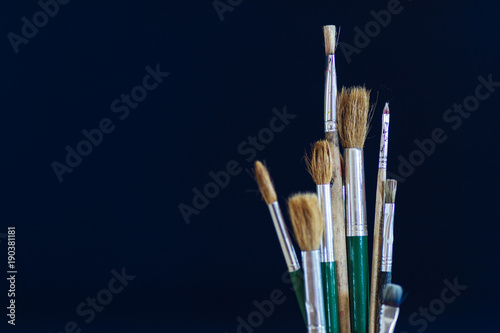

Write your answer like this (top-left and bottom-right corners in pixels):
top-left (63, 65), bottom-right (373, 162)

top-left (289, 193), bottom-right (326, 333)
top-left (379, 284), bottom-right (403, 333)
top-left (254, 161), bottom-right (306, 322)
top-left (337, 86), bottom-right (372, 333)
top-left (369, 102), bottom-right (391, 333)
top-left (323, 25), bottom-right (351, 333)
top-left (306, 140), bottom-right (340, 333)
top-left (380, 180), bottom-right (397, 287)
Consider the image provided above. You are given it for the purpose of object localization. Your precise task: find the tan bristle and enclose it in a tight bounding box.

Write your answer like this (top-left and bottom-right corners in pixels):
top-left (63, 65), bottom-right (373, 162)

top-left (337, 86), bottom-right (372, 148)
top-left (254, 161), bottom-right (277, 204)
top-left (306, 140), bottom-right (334, 185)
top-left (384, 179), bottom-right (398, 204)
top-left (323, 25), bottom-right (336, 55)
top-left (288, 193), bottom-right (324, 251)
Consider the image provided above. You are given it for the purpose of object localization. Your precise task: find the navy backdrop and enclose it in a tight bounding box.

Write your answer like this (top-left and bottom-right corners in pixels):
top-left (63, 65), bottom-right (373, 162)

top-left (1, 0), bottom-right (499, 332)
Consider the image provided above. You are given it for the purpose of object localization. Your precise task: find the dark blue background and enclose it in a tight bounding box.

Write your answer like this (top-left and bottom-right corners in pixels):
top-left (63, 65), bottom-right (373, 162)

top-left (1, 0), bottom-right (499, 332)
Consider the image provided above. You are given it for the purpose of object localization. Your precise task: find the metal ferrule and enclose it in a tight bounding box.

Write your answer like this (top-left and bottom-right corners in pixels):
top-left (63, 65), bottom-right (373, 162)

top-left (268, 202), bottom-right (301, 272)
top-left (381, 203), bottom-right (395, 272)
top-left (345, 149), bottom-right (368, 237)
top-left (302, 250), bottom-right (326, 333)
top-left (317, 184), bottom-right (335, 263)
top-left (378, 113), bottom-right (390, 169)
top-left (324, 54), bottom-right (337, 133)
top-left (379, 305), bottom-right (400, 333)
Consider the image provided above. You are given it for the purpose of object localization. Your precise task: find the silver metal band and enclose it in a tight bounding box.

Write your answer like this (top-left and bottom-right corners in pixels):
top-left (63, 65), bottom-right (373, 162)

top-left (324, 54), bottom-right (337, 133)
top-left (381, 203), bottom-right (395, 272)
top-left (379, 305), bottom-right (400, 333)
top-left (303, 250), bottom-right (326, 333)
top-left (268, 202), bottom-right (301, 272)
top-left (318, 184), bottom-right (335, 262)
top-left (345, 149), bottom-right (368, 236)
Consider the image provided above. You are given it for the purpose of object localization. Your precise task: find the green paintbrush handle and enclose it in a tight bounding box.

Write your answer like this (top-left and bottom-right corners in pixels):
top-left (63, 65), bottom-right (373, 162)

top-left (322, 262), bottom-right (340, 333)
top-left (347, 236), bottom-right (369, 333)
top-left (290, 268), bottom-right (307, 324)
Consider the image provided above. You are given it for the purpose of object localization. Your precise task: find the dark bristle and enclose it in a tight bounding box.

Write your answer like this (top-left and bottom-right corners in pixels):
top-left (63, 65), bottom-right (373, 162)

top-left (382, 284), bottom-right (403, 307)
top-left (384, 179), bottom-right (397, 204)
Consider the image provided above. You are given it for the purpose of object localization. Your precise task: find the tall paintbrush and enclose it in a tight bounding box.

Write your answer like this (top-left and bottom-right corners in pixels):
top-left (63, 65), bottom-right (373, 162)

top-left (379, 284), bottom-right (403, 333)
top-left (369, 102), bottom-right (391, 333)
top-left (337, 86), bottom-right (372, 333)
top-left (306, 140), bottom-right (340, 333)
top-left (254, 161), bottom-right (307, 322)
top-left (323, 25), bottom-right (351, 333)
top-left (289, 193), bottom-right (326, 333)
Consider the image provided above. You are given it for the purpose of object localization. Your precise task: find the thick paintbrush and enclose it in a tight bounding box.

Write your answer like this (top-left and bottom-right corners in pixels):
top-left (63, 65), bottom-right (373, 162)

top-left (289, 193), bottom-right (326, 333)
top-left (337, 86), bottom-right (372, 333)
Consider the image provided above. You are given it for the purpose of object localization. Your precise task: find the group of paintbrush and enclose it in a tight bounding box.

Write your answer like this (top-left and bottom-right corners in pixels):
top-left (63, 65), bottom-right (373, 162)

top-left (253, 25), bottom-right (404, 333)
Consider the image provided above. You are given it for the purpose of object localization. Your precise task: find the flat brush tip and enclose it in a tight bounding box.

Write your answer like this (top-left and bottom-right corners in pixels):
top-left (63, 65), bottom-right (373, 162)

top-left (288, 193), bottom-right (324, 252)
top-left (323, 25), bottom-right (336, 55)
top-left (254, 161), bottom-right (277, 204)
top-left (382, 284), bottom-right (403, 307)
top-left (384, 179), bottom-right (398, 204)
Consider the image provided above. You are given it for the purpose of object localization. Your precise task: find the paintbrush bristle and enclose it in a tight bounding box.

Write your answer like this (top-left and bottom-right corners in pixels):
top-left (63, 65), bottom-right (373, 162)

top-left (337, 86), bottom-right (372, 148)
top-left (288, 193), bottom-right (324, 252)
top-left (323, 25), bottom-right (336, 55)
top-left (254, 161), bottom-right (277, 204)
top-left (384, 179), bottom-right (398, 204)
top-left (306, 140), bottom-right (334, 185)
top-left (382, 284), bottom-right (403, 307)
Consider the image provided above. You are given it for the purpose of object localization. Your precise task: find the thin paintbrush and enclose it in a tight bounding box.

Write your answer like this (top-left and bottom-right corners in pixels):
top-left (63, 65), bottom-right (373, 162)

top-left (289, 193), bottom-right (326, 333)
top-left (323, 25), bottom-right (351, 333)
top-left (337, 86), bottom-right (372, 333)
top-left (307, 140), bottom-right (340, 333)
top-left (254, 161), bottom-right (306, 323)
top-left (379, 284), bottom-right (403, 333)
top-left (369, 102), bottom-right (391, 333)
top-left (380, 180), bottom-right (397, 288)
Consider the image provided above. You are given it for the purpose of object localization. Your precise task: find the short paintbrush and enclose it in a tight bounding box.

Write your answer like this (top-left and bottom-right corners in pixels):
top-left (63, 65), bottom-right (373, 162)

top-left (254, 161), bottom-right (306, 322)
top-left (307, 140), bottom-right (340, 333)
top-left (380, 180), bottom-right (397, 288)
top-left (289, 193), bottom-right (326, 333)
